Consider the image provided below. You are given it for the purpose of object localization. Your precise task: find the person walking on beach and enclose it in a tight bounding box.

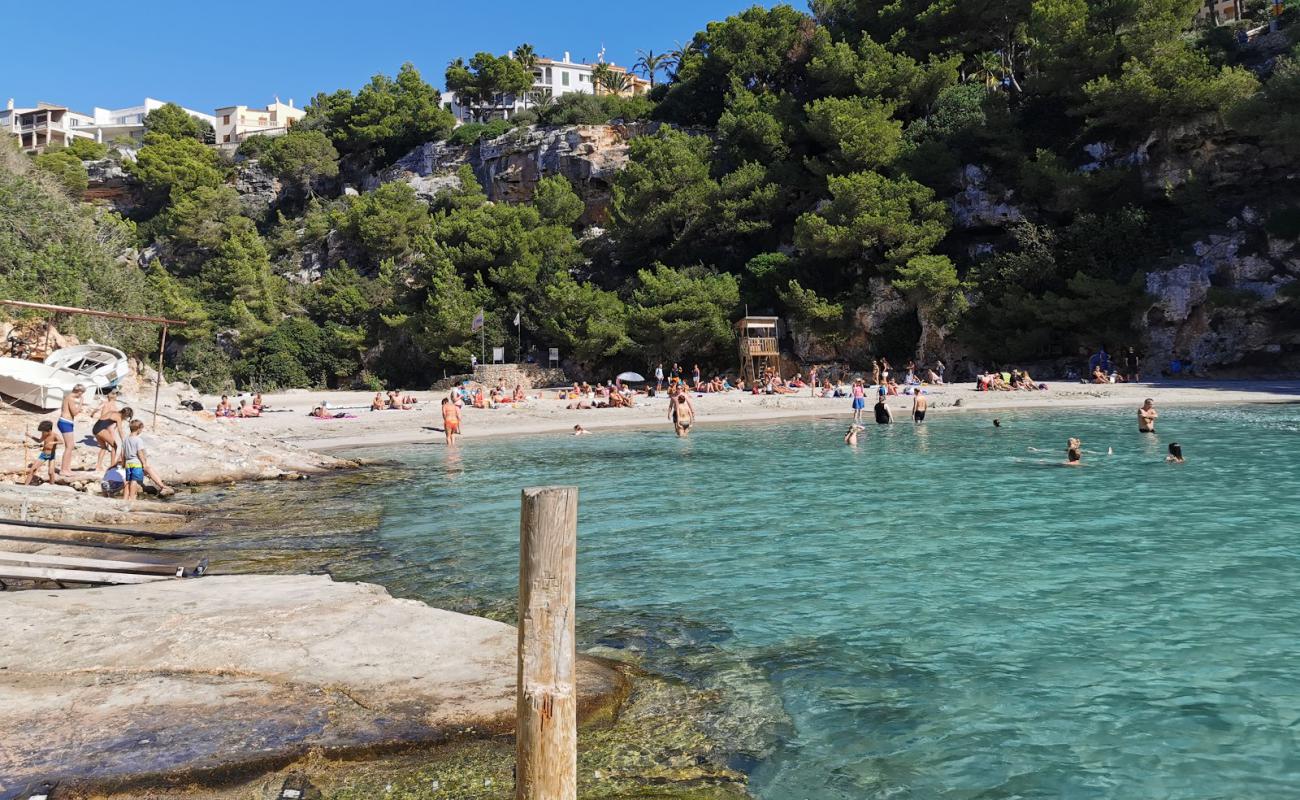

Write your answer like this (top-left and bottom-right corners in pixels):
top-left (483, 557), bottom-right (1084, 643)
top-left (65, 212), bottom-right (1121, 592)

top-left (441, 398), bottom-right (461, 446)
top-left (911, 390), bottom-right (928, 423)
top-left (56, 384), bottom-right (86, 476)
top-left (670, 393), bottom-right (694, 437)
top-left (851, 379), bottom-right (866, 423)
top-left (1138, 398), bottom-right (1158, 433)
top-left (655, 363), bottom-right (664, 391)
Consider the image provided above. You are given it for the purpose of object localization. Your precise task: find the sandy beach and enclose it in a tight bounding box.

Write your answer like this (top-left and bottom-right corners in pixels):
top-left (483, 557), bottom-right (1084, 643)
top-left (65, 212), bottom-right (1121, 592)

top-left (215, 380), bottom-right (1300, 454)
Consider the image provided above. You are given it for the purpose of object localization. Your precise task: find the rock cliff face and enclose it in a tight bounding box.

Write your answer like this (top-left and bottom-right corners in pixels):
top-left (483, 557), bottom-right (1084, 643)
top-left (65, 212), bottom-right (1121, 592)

top-left (372, 123), bottom-right (663, 224)
top-left (1142, 210), bottom-right (1300, 374)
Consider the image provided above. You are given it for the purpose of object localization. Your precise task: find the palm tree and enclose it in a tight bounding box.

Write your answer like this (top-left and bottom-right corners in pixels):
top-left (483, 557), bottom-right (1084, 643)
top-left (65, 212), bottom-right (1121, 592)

top-left (975, 51), bottom-right (1003, 91)
top-left (666, 40), bottom-right (698, 81)
top-left (600, 71), bottom-right (630, 96)
top-left (591, 62), bottom-right (612, 97)
top-left (634, 49), bottom-right (668, 88)
top-left (513, 43), bottom-right (539, 108)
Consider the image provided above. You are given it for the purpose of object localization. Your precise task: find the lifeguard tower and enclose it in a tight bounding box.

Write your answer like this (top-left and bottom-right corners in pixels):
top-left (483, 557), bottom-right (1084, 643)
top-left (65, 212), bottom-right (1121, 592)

top-left (737, 316), bottom-right (780, 386)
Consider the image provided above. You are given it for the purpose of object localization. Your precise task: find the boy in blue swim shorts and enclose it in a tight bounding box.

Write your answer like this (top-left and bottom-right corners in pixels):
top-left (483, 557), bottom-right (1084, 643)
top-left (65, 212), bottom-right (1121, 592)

top-left (118, 419), bottom-right (171, 500)
top-left (24, 420), bottom-right (59, 484)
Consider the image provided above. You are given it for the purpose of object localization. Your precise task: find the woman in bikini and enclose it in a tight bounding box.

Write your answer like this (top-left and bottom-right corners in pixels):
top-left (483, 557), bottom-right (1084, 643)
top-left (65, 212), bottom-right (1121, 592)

top-left (441, 397), bottom-right (461, 445)
top-left (91, 390), bottom-right (126, 472)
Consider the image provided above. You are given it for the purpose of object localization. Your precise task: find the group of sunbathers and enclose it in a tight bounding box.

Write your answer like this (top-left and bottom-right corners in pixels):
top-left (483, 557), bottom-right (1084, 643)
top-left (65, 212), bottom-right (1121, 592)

top-left (371, 390), bottom-right (418, 411)
top-left (215, 393), bottom-right (267, 418)
top-left (564, 381), bottom-right (637, 409)
top-left (976, 369), bottom-right (1044, 391)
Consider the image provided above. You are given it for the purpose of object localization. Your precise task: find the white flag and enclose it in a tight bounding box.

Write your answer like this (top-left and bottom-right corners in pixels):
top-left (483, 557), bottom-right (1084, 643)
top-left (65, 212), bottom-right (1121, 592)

top-left (513, 310), bottom-right (521, 327)
top-left (471, 310), bottom-right (484, 332)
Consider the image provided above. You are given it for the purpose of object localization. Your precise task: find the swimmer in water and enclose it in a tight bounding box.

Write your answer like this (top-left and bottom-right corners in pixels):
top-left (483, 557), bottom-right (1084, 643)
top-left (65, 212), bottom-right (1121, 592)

top-left (573, 424), bottom-right (591, 436)
top-left (911, 390), bottom-right (927, 424)
top-left (993, 418), bottom-right (1001, 428)
top-left (1166, 442), bottom-right (1184, 463)
top-left (1138, 398), bottom-right (1158, 433)
top-left (1064, 446), bottom-right (1083, 466)
top-left (844, 425), bottom-right (862, 446)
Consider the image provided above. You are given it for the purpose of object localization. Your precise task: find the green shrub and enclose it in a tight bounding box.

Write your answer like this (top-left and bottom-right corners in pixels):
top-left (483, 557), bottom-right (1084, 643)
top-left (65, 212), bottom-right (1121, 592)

top-left (447, 118), bottom-right (513, 146)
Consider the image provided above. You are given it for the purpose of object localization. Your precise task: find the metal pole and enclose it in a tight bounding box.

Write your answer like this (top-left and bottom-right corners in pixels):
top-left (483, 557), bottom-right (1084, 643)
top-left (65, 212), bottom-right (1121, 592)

top-left (516, 486), bottom-right (578, 800)
top-left (152, 323), bottom-right (168, 432)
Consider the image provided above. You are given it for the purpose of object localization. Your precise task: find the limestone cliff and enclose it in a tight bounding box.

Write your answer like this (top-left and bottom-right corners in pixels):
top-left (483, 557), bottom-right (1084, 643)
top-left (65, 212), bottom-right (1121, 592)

top-left (369, 122), bottom-right (664, 225)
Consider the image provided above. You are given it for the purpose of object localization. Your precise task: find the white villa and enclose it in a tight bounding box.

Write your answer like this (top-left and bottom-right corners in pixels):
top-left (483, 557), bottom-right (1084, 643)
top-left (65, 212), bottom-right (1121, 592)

top-left (84, 98), bottom-right (215, 146)
top-left (2, 97), bottom-right (216, 152)
top-left (442, 50), bottom-right (651, 123)
top-left (213, 98), bottom-right (305, 147)
top-left (2, 100), bottom-right (95, 152)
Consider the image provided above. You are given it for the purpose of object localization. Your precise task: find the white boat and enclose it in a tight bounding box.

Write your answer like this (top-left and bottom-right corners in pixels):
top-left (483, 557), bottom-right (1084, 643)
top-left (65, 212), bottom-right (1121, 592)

top-left (43, 344), bottom-right (130, 391)
top-left (0, 357), bottom-right (89, 410)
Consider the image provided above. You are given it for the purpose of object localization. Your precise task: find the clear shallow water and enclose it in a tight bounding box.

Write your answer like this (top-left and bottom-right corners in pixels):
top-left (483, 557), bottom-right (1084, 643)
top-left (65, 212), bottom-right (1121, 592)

top-left (197, 404), bottom-right (1300, 799)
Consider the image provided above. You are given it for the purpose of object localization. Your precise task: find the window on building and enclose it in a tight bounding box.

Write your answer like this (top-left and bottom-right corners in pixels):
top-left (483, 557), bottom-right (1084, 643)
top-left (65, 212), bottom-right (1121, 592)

top-left (562, 71), bottom-right (570, 86)
top-left (579, 74), bottom-right (587, 83)
top-left (223, 114), bottom-right (231, 125)
top-left (545, 67), bottom-right (552, 84)
top-left (223, 134), bottom-right (231, 143)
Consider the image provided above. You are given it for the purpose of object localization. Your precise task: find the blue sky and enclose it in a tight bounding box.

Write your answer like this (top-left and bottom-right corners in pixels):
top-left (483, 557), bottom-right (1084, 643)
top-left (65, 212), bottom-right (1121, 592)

top-left (0, 0), bottom-right (779, 114)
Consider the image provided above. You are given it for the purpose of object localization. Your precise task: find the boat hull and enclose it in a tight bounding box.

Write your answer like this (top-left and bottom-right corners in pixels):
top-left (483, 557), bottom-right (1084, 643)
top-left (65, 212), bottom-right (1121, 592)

top-left (0, 358), bottom-right (86, 411)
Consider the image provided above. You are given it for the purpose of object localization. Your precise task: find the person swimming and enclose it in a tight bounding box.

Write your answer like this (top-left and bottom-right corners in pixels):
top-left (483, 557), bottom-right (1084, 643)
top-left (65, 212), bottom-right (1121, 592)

top-left (993, 418), bottom-right (1001, 428)
top-left (1064, 437), bottom-right (1083, 466)
top-left (844, 425), bottom-right (862, 446)
top-left (1166, 442), bottom-right (1184, 463)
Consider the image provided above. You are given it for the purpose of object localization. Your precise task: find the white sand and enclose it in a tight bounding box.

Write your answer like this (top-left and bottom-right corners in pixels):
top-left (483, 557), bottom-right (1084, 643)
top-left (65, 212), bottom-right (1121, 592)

top-left (219, 380), bottom-right (1299, 454)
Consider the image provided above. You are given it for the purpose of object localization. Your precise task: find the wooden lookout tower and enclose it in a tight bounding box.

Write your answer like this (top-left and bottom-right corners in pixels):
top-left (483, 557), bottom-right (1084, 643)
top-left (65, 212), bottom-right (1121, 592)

top-left (737, 316), bottom-right (780, 386)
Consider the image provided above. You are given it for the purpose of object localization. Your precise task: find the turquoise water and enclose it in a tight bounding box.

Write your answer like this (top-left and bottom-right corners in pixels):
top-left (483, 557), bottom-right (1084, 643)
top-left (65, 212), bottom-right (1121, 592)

top-left (201, 403), bottom-right (1300, 798)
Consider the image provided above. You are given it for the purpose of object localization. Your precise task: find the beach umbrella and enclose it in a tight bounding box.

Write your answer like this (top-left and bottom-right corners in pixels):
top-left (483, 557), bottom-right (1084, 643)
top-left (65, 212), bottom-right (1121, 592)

top-left (616, 371), bottom-right (646, 382)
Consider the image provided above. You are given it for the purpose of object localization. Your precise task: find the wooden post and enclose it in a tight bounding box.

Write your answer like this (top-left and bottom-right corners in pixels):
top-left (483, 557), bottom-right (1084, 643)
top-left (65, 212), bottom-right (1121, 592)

top-left (516, 486), bottom-right (578, 800)
top-left (152, 323), bottom-right (168, 432)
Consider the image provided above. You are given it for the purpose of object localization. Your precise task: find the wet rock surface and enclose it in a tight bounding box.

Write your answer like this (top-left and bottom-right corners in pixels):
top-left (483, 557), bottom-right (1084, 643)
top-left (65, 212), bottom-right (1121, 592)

top-left (0, 574), bottom-right (624, 796)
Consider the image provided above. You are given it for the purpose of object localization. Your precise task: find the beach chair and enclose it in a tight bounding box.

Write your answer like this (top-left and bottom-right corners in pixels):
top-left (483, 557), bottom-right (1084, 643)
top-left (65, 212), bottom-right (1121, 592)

top-left (549, 348), bottom-right (560, 368)
top-left (492, 347), bottom-right (505, 364)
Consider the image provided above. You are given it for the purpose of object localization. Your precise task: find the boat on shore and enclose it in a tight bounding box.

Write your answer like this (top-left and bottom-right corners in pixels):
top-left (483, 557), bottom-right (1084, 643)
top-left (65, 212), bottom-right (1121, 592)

top-left (43, 343), bottom-right (130, 391)
top-left (0, 343), bottom-right (130, 410)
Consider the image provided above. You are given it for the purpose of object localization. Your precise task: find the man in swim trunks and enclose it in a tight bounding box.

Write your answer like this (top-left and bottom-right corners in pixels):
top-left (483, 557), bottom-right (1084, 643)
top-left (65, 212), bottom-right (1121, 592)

top-left (1138, 398), bottom-right (1158, 433)
top-left (671, 393), bottom-right (694, 437)
top-left (441, 397), bottom-right (461, 445)
top-left (57, 384), bottom-right (86, 476)
top-left (912, 390), bottom-right (927, 423)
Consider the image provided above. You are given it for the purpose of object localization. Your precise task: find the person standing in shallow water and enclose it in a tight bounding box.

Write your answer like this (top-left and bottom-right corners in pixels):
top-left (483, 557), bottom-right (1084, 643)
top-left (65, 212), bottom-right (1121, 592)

top-left (874, 392), bottom-right (893, 424)
top-left (670, 394), bottom-right (694, 437)
top-left (911, 390), bottom-right (927, 423)
top-left (1138, 398), bottom-right (1158, 433)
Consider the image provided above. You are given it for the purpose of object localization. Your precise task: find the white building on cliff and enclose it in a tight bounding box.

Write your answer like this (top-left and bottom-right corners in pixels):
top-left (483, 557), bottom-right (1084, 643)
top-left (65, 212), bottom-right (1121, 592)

top-left (442, 50), bottom-right (650, 124)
